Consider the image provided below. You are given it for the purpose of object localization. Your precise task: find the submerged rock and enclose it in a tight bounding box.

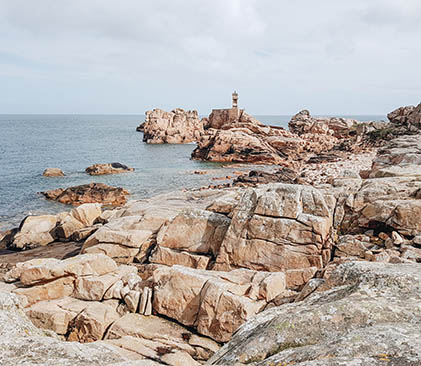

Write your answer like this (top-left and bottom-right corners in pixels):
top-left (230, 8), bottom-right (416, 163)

top-left (41, 183), bottom-right (129, 206)
top-left (85, 163), bottom-right (134, 176)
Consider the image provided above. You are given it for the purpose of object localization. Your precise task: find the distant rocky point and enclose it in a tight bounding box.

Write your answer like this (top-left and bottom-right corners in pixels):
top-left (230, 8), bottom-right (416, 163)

top-left (139, 108), bottom-right (204, 144)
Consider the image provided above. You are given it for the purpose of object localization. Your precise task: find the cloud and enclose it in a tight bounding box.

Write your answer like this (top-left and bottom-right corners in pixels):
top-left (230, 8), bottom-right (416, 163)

top-left (0, 0), bottom-right (420, 114)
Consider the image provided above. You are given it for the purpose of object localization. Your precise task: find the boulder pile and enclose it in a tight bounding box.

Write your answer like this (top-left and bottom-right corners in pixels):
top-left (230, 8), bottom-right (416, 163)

top-left (1, 203), bottom-right (102, 250)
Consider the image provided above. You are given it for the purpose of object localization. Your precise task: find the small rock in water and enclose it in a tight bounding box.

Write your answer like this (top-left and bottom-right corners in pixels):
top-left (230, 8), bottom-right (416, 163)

top-left (85, 163), bottom-right (134, 176)
top-left (43, 168), bottom-right (65, 177)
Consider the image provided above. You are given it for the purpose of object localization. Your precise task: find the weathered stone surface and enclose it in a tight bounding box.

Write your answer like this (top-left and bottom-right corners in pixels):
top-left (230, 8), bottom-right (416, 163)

top-left (157, 208), bottom-right (230, 255)
top-left (14, 276), bottom-right (74, 307)
top-left (82, 223), bottom-right (154, 263)
top-left (9, 215), bottom-right (58, 250)
top-left (25, 296), bottom-right (87, 335)
top-left (334, 234), bottom-right (372, 258)
top-left (54, 214), bottom-right (85, 240)
top-left (152, 265), bottom-right (286, 342)
top-left (7, 253), bottom-right (117, 286)
top-left (205, 190), bottom-right (241, 216)
top-left (208, 262), bottom-right (421, 365)
top-left (74, 265), bottom-right (137, 301)
top-left (370, 134), bottom-right (421, 175)
top-left (192, 127), bottom-right (294, 165)
top-left (215, 184), bottom-right (332, 273)
top-left (105, 313), bottom-right (219, 362)
top-left (149, 246), bottom-right (210, 269)
top-left (70, 203), bottom-right (102, 226)
top-left (233, 168), bottom-right (298, 187)
top-left (67, 300), bottom-right (121, 342)
top-left (289, 109), bottom-right (357, 137)
top-left (85, 162), bottom-right (134, 175)
top-left (142, 108), bottom-right (204, 144)
top-left (43, 168), bottom-right (65, 177)
top-left (41, 183), bottom-right (129, 206)
top-left (0, 291), bottom-right (132, 366)
top-left (388, 102), bottom-right (421, 129)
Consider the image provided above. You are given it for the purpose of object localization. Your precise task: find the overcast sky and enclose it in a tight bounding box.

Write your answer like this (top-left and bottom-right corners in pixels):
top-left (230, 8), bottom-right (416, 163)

top-left (0, 0), bottom-right (420, 115)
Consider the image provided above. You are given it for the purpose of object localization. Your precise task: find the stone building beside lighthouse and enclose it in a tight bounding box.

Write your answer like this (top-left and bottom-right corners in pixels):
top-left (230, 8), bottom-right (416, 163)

top-left (206, 91), bottom-right (244, 129)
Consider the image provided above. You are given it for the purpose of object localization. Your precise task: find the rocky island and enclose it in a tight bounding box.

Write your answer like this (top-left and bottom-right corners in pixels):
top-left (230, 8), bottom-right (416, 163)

top-left (1, 98), bottom-right (421, 365)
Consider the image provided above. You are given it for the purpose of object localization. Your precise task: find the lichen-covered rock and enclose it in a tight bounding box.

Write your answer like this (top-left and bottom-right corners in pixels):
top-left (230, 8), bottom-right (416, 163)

top-left (0, 291), bottom-right (130, 366)
top-left (208, 261), bottom-right (421, 365)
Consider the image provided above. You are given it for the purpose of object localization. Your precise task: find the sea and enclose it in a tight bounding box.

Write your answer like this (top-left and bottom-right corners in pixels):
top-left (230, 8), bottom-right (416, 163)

top-left (0, 114), bottom-right (386, 230)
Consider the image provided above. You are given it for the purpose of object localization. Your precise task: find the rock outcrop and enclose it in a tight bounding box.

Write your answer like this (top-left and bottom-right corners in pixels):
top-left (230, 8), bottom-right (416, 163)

top-left (85, 163), bottom-right (134, 175)
top-left (3, 254), bottom-right (222, 364)
top-left (233, 168), bottom-right (298, 187)
top-left (43, 168), bottom-right (65, 177)
top-left (41, 183), bottom-right (129, 206)
top-left (192, 109), bottom-right (374, 165)
top-left (0, 291), bottom-right (146, 366)
top-left (192, 111), bottom-right (304, 165)
top-left (208, 261), bottom-right (421, 365)
top-left (214, 184), bottom-right (333, 285)
top-left (152, 265), bottom-right (287, 342)
top-left (388, 102), bottom-right (421, 129)
top-left (288, 109), bottom-right (358, 137)
top-left (142, 108), bottom-right (204, 144)
top-left (2, 203), bottom-right (102, 250)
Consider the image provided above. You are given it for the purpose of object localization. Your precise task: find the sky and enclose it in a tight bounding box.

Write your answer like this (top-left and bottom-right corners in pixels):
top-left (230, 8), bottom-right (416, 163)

top-left (0, 0), bottom-right (420, 115)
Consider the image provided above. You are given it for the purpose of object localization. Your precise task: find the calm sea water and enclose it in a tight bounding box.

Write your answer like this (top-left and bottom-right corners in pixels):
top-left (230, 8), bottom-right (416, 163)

top-left (0, 114), bottom-right (385, 229)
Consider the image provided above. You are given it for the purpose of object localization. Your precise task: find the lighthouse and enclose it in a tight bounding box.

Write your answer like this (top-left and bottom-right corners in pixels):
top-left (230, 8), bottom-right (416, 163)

top-left (232, 91), bottom-right (238, 109)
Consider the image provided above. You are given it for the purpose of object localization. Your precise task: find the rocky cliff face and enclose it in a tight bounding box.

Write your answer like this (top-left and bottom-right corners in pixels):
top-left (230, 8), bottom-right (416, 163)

top-left (142, 108), bottom-right (204, 144)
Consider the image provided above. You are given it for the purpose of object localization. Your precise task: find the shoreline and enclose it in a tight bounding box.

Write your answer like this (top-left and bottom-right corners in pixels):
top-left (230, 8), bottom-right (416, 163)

top-left (1, 102), bottom-right (421, 364)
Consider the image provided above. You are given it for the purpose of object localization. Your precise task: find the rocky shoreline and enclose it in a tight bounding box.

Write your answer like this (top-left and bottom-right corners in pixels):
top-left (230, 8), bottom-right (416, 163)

top-left (1, 102), bottom-right (421, 365)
